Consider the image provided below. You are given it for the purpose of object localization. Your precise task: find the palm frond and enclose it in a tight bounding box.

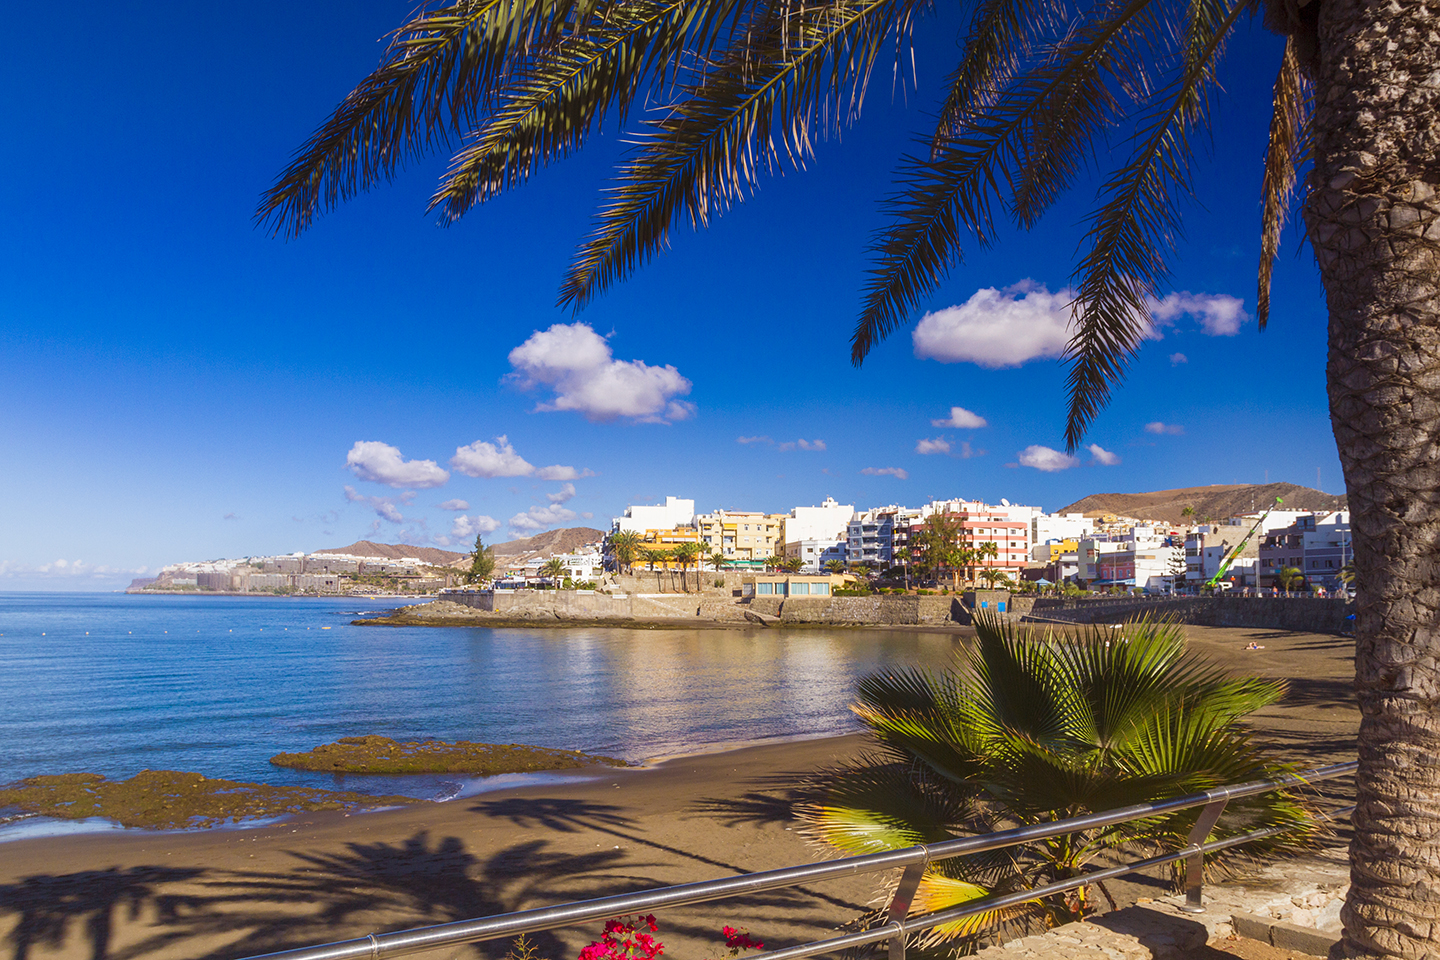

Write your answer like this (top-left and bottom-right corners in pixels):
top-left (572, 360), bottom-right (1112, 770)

top-left (929, 0), bottom-right (1062, 151)
top-left (849, 0), bottom-right (1164, 367)
top-left (559, 0), bottom-right (922, 308)
top-left (1256, 36), bottom-right (1311, 329)
top-left (257, 0), bottom-right (585, 236)
top-left (796, 757), bottom-right (974, 854)
top-left (430, 0), bottom-right (749, 219)
top-left (1062, 0), bottom-right (1245, 449)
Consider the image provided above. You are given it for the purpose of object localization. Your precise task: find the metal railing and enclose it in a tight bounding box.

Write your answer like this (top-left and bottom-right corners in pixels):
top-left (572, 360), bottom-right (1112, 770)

top-left (240, 761), bottom-right (1357, 960)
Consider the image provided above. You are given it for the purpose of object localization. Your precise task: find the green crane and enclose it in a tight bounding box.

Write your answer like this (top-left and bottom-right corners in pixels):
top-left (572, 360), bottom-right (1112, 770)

top-left (1203, 497), bottom-right (1283, 592)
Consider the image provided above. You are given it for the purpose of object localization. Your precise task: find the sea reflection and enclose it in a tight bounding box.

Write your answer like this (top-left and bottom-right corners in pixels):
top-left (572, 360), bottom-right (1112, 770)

top-left (0, 594), bottom-right (963, 795)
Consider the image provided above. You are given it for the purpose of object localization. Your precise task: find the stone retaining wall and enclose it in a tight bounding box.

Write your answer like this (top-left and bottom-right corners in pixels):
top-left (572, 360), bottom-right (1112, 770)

top-left (1026, 596), bottom-right (1352, 633)
top-left (440, 589), bottom-right (1350, 632)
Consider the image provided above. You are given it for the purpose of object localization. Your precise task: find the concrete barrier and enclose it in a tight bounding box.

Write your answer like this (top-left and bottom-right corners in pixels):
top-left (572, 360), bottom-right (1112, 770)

top-left (1025, 596), bottom-right (1353, 633)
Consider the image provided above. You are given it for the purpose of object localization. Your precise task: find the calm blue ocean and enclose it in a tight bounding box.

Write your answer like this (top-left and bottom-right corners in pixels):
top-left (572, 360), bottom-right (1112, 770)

top-left (0, 593), bottom-right (959, 806)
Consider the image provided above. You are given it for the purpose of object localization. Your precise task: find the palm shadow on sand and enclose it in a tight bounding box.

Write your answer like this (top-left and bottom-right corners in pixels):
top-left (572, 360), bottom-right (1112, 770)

top-left (0, 832), bottom-right (652, 960)
top-left (1, 865), bottom-right (204, 960)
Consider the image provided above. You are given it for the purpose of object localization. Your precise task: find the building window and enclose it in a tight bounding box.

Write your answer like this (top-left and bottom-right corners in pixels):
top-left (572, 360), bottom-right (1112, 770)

top-left (757, 582), bottom-right (773, 595)
top-left (791, 582), bottom-right (810, 595)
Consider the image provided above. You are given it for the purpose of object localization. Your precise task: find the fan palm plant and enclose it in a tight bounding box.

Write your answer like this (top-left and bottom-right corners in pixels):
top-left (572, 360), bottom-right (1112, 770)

top-left (801, 614), bottom-right (1320, 945)
top-left (260, 0), bottom-right (1440, 952)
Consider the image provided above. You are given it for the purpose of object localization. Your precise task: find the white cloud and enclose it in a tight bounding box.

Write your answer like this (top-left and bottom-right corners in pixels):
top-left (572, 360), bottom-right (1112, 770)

top-left (914, 281), bottom-right (1076, 367)
top-left (914, 282), bottom-right (1246, 367)
top-left (737, 436), bottom-right (773, 445)
top-left (931, 406), bottom-right (988, 429)
top-left (508, 322), bottom-right (694, 422)
top-left (1145, 421), bottom-right (1186, 436)
top-left (536, 464), bottom-right (594, 481)
top-left (451, 436), bottom-right (535, 478)
top-left (345, 441), bottom-right (450, 489)
top-left (1150, 292), bottom-right (1248, 336)
top-left (1, 559), bottom-right (150, 581)
top-left (1087, 444), bottom-right (1122, 466)
top-left (862, 467), bottom-right (909, 479)
top-left (1170, 352), bottom-right (1189, 365)
top-left (438, 499), bottom-right (470, 511)
top-left (958, 441), bottom-right (984, 459)
top-left (778, 439), bottom-right (826, 451)
top-left (916, 437), bottom-right (951, 455)
top-left (344, 485), bottom-right (404, 523)
top-left (451, 514), bottom-right (501, 539)
top-left (509, 503), bottom-right (579, 533)
top-left (547, 482), bottom-right (577, 504)
top-left (1016, 445), bottom-right (1081, 472)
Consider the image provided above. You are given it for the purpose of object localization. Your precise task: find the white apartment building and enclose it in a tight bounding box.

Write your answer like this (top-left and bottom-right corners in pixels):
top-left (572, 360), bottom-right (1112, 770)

top-left (613, 496), bottom-right (696, 534)
top-left (785, 539), bottom-right (848, 573)
top-left (846, 505), bottom-right (923, 568)
top-left (524, 551), bottom-right (603, 580)
top-left (781, 497), bottom-right (855, 546)
top-left (1035, 512), bottom-right (1097, 545)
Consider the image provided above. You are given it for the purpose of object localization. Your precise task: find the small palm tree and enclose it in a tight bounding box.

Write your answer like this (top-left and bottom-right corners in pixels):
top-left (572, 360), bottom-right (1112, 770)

top-left (639, 549), bottom-right (666, 590)
top-left (672, 541), bottom-right (702, 593)
top-left (608, 531), bottom-right (643, 575)
top-left (801, 615), bottom-right (1319, 944)
top-left (1338, 563), bottom-right (1356, 589)
top-left (709, 551), bottom-right (729, 574)
top-left (823, 559), bottom-right (846, 575)
top-left (781, 557), bottom-right (804, 574)
top-left (977, 568), bottom-right (1013, 590)
top-left (1276, 566), bottom-right (1306, 595)
top-left (538, 557), bottom-right (566, 586)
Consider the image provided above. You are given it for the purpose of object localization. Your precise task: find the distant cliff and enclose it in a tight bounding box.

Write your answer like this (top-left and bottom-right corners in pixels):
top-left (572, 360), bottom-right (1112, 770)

top-left (1057, 482), bottom-right (1347, 524)
top-left (313, 540), bottom-right (465, 565)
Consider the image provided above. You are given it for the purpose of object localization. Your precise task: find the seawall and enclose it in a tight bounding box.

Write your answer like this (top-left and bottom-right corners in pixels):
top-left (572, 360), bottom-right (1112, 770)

top-left (1021, 596), bottom-right (1353, 633)
top-left (367, 591), bottom-right (1354, 634)
top-left (438, 590), bottom-right (970, 626)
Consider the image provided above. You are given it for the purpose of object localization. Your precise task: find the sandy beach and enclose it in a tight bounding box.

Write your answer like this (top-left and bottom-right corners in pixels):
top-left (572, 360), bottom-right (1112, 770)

top-left (0, 625), bottom-right (1359, 960)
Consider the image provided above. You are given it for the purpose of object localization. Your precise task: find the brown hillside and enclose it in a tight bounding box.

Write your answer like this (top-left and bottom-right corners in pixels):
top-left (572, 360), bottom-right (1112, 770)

top-left (492, 527), bottom-right (607, 557)
top-left (314, 540), bottom-right (466, 565)
top-left (1057, 483), bottom-right (1347, 524)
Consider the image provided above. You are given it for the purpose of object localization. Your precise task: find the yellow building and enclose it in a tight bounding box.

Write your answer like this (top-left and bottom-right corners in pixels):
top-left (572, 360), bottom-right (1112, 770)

top-left (1048, 538), bottom-right (1080, 562)
top-left (632, 527), bottom-right (703, 569)
top-left (694, 511), bottom-right (786, 563)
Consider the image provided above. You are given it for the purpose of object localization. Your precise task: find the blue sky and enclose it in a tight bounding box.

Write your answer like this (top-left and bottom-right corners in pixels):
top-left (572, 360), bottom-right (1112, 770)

top-left (0, 2), bottom-right (1339, 590)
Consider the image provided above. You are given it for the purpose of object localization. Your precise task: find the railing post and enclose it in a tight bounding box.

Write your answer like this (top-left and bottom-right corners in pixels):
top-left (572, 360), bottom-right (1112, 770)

top-left (1178, 799), bottom-right (1229, 913)
top-left (885, 853), bottom-right (928, 960)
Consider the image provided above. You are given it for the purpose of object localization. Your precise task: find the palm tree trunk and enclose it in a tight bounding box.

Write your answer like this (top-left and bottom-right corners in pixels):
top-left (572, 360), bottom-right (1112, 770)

top-left (1307, 3), bottom-right (1440, 954)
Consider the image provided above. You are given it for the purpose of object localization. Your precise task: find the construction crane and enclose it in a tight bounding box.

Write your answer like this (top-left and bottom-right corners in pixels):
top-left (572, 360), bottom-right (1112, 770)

top-left (1203, 497), bottom-right (1283, 592)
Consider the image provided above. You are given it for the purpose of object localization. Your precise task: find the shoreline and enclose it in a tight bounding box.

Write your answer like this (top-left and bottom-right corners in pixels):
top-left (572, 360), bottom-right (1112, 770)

top-left (0, 729), bottom-right (871, 846)
top-left (0, 624), bottom-right (1359, 960)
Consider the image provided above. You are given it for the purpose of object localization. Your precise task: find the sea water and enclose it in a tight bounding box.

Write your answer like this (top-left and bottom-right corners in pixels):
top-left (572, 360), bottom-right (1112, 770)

top-left (0, 593), bottom-right (961, 809)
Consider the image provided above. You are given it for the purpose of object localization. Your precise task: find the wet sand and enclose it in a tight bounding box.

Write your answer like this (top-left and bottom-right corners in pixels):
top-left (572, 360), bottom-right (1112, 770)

top-left (0, 626), bottom-right (1358, 960)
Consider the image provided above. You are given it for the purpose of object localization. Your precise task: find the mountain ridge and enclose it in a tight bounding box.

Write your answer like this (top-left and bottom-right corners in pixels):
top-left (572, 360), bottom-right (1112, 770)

top-left (1057, 482), bottom-right (1347, 525)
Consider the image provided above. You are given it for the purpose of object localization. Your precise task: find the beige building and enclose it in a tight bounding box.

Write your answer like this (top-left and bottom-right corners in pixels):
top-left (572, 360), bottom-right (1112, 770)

top-left (694, 510), bottom-right (786, 563)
